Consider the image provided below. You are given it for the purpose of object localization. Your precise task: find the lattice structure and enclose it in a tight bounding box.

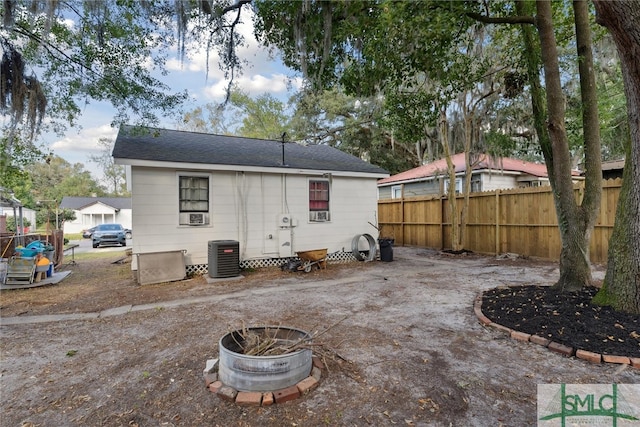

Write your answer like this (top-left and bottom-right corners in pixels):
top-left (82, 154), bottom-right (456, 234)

top-left (185, 251), bottom-right (363, 276)
top-left (187, 263), bottom-right (208, 276)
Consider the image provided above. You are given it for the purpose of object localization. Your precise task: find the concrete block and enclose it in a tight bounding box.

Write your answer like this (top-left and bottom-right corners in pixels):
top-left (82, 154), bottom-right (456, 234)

top-left (203, 358), bottom-right (218, 375)
top-left (217, 385), bottom-right (238, 402)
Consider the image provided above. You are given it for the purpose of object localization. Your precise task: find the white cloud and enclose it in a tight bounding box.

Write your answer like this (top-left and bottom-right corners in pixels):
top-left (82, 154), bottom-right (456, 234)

top-left (46, 125), bottom-right (119, 180)
top-left (51, 124), bottom-right (118, 153)
top-left (170, 17), bottom-right (302, 102)
top-left (41, 7), bottom-right (302, 180)
top-left (203, 73), bottom-right (303, 101)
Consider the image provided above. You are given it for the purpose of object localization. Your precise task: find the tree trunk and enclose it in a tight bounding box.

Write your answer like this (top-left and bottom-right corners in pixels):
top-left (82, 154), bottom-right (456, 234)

top-left (459, 118), bottom-right (471, 251)
top-left (592, 0), bottom-right (640, 314)
top-left (459, 103), bottom-right (475, 251)
top-left (536, 1), bottom-right (600, 291)
top-left (439, 109), bottom-right (461, 251)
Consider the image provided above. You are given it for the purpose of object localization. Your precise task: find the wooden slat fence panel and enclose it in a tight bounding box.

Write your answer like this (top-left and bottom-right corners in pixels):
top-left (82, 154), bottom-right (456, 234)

top-left (377, 179), bottom-right (621, 263)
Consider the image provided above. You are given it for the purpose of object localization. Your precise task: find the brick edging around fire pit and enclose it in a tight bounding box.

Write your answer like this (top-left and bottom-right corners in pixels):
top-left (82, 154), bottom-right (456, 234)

top-left (203, 355), bottom-right (324, 406)
top-left (474, 291), bottom-right (640, 369)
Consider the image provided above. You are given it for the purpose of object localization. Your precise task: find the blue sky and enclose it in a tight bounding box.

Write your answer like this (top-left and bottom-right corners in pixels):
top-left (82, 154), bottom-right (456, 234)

top-left (43, 17), bottom-right (302, 182)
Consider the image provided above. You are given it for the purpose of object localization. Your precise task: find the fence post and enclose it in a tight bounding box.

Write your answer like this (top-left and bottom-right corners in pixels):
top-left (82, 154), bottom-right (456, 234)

top-left (401, 196), bottom-right (405, 246)
top-left (439, 196), bottom-right (444, 250)
top-left (495, 190), bottom-right (500, 256)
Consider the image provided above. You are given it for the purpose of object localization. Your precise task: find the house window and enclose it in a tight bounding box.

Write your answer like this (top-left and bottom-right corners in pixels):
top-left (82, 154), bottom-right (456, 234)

top-left (179, 175), bottom-right (210, 225)
top-left (391, 185), bottom-right (402, 199)
top-left (444, 178), bottom-right (463, 194)
top-left (471, 176), bottom-right (482, 193)
top-left (309, 179), bottom-right (330, 222)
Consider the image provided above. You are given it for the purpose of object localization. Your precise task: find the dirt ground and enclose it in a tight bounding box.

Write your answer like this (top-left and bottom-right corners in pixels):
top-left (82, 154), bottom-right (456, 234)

top-left (1, 247), bottom-right (638, 426)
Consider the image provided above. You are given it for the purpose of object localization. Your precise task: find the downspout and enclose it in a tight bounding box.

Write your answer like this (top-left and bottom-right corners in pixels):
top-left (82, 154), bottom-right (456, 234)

top-left (236, 171), bottom-right (249, 260)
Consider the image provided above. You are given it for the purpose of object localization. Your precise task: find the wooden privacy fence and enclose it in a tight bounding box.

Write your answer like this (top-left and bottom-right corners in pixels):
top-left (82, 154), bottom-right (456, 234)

top-left (377, 179), bottom-right (621, 263)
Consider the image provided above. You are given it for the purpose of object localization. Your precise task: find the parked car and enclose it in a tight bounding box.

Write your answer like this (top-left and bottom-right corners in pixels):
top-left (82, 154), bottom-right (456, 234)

top-left (92, 223), bottom-right (127, 248)
top-left (82, 226), bottom-right (97, 239)
top-left (83, 226), bottom-right (131, 239)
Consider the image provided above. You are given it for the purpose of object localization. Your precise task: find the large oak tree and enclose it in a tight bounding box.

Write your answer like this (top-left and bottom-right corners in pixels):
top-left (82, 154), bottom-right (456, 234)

top-left (591, 0), bottom-right (640, 314)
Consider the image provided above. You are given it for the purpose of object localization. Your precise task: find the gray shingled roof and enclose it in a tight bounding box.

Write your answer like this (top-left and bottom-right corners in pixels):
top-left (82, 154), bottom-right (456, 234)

top-left (112, 125), bottom-right (388, 175)
top-left (60, 197), bottom-right (131, 210)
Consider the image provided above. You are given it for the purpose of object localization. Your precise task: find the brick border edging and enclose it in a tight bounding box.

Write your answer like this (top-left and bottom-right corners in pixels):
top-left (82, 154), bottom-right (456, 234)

top-left (474, 292), bottom-right (640, 369)
top-left (203, 355), bottom-right (324, 406)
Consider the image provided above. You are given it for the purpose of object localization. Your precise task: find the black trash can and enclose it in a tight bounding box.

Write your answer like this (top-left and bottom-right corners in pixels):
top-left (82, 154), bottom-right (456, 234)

top-left (378, 238), bottom-right (394, 262)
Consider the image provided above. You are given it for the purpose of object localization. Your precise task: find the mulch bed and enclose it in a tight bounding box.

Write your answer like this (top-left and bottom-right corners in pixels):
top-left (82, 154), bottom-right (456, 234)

top-left (482, 285), bottom-right (640, 357)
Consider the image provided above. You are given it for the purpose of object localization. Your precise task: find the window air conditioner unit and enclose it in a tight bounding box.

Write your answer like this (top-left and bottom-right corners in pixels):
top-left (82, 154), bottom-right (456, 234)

top-left (189, 213), bottom-right (206, 225)
top-left (310, 211), bottom-right (329, 222)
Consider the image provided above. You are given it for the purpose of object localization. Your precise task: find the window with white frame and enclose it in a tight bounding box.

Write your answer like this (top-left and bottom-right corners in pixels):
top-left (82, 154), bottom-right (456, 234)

top-left (471, 176), bottom-right (482, 193)
top-left (444, 177), bottom-right (463, 194)
top-left (179, 175), bottom-right (210, 225)
top-left (391, 185), bottom-right (402, 199)
top-left (309, 179), bottom-right (330, 222)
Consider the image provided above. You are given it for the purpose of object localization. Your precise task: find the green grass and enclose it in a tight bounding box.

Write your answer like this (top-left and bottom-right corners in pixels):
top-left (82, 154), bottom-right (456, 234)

top-left (65, 233), bottom-right (83, 241)
top-left (70, 250), bottom-right (129, 261)
top-left (30, 230), bottom-right (83, 241)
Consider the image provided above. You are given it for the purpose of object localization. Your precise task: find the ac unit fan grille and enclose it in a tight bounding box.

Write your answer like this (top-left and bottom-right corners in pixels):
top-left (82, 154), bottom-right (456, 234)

top-left (208, 240), bottom-right (240, 278)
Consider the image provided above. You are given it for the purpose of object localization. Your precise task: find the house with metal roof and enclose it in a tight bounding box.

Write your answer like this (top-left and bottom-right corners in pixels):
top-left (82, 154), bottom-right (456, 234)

top-left (112, 125), bottom-right (389, 278)
top-left (377, 153), bottom-right (582, 199)
top-left (60, 197), bottom-right (132, 234)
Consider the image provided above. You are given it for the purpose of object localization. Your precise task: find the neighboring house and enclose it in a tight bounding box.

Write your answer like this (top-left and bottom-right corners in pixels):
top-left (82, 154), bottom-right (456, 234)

top-left (60, 197), bottom-right (132, 234)
top-left (378, 153), bottom-right (581, 199)
top-left (1, 188), bottom-right (35, 233)
top-left (0, 206), bottom-right (36, 232)
top-left (600, 159), bottom-right (624, 180)
top-left (112, 125), bottom-right (389, 272)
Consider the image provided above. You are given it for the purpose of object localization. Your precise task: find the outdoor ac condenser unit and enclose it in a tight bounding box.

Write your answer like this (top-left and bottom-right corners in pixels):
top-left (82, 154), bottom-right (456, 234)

top-left (208, 240), bottom-right (240, 278)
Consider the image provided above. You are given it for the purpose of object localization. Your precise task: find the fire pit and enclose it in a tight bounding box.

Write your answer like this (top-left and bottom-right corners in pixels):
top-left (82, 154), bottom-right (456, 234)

top-left (218, 326), bottom-right (313, 392)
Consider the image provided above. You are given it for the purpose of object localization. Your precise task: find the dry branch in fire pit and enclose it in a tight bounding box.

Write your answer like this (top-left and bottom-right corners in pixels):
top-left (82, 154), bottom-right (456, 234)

top-left (230, 317), bottom-right (349, 357)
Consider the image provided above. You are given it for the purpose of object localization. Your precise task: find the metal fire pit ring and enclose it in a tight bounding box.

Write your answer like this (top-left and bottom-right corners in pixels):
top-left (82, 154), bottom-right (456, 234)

top-left (218, 326), bottom-right (313, 392)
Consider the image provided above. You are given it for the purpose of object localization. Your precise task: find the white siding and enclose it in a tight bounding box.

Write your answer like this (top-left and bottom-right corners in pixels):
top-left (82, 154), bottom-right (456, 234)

top-left (129, 167), bottom-right (380, 268)
top-left (1, 207), bottom-right (37, 231)
top-left (479, 172), bottom-right (518, 192)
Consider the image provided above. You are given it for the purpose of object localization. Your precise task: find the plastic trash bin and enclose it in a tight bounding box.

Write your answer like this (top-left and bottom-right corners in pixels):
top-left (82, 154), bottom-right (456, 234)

top-left (378, 238), bottom-right (394, 262)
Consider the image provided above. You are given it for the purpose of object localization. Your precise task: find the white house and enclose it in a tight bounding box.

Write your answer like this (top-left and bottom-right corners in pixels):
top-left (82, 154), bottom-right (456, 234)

top-left (59, 197), bottom-right (132, 234)
top-left (378, 153), bottom-right (581, 199)
top-left (0, 206), bottom-right (37, 232)
top-left (112, 125), bottom-right (389, 273)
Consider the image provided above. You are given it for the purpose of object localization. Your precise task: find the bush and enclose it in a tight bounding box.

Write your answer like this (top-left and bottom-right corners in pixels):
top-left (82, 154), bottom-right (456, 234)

top-left (5, 216), bottom-right (31, 233)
